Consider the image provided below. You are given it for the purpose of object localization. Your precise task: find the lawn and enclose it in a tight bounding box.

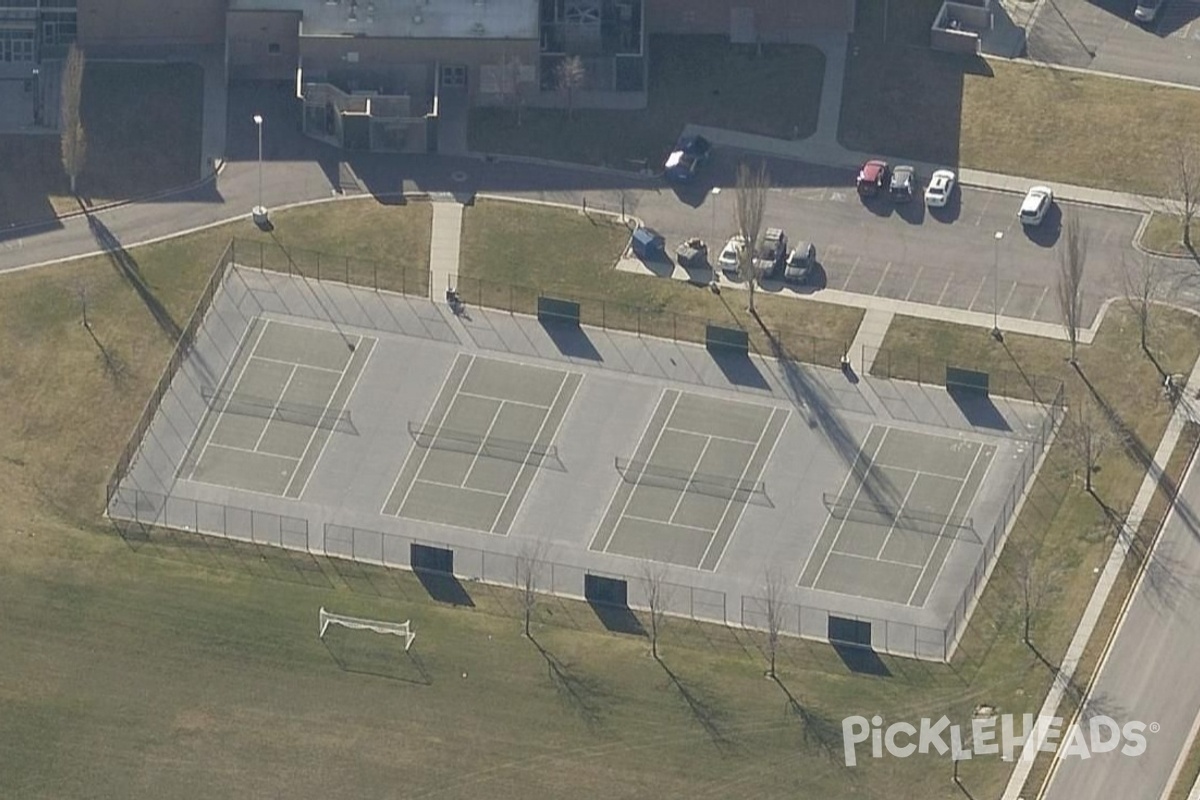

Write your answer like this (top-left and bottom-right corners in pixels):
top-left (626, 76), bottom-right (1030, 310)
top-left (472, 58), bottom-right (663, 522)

top-left (469, 36), bottom-right (825, 170)
top-left (1140, 212), bottom-right (1200, 258)
top-left (0, 62), bottom-right (204, 229)
top-left (872, 308), bottom-right (1200, 796)
top-left (458, 199), bottom-right (863, 366)
top-left (4, 197), bottom-right (1200, 798)
top-left (841, 0), bottom-right (1200, 195)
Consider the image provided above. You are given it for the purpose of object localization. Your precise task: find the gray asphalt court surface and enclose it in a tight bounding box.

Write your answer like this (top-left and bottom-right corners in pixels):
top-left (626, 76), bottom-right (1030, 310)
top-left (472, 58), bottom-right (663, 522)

top-left (799, 425), bottom-right (995, 607)
top-left (590, 390), bottom-right (788, 570)
top-left (180, 317), bottom-right (374, 498)
top-left (382, 353), bottom-right (581, 535)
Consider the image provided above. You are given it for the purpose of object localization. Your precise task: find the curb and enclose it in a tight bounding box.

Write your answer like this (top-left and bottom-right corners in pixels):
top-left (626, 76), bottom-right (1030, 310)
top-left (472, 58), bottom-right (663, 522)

top-left (466, 150), bottom-right (662, 183)
top-left (0, 160), bottom-right (227, 237)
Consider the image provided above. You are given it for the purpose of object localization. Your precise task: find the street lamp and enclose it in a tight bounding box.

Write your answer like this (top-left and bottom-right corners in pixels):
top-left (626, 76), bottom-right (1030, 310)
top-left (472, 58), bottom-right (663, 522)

top-left (252, 114), bottom-right (267, 225)
top-left (31, 67), bottom-right (40, 126)
top-left (992, 231), bottom-right (1004, 341)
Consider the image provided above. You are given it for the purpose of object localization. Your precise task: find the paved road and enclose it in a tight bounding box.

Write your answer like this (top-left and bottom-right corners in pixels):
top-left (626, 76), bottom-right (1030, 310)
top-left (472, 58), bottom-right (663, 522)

top-left (1028, 0), bottom-right (1200, 86)
top-left (0, 81), bottom-right (1155, 333)
top-left (1042, 445), bottom-right (1200, 800)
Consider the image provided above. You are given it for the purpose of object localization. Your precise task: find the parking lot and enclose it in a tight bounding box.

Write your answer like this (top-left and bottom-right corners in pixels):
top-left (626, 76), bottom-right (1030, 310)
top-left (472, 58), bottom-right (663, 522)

top-left (627, 157), bottom-right (1145, 328)
top-left (1027, 0), bottom-right (1200, 86)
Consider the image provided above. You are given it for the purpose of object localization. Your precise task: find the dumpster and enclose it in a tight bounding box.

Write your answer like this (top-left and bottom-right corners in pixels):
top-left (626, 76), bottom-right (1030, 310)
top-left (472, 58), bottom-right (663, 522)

top-left (631, 226), bottom-right (666, 260)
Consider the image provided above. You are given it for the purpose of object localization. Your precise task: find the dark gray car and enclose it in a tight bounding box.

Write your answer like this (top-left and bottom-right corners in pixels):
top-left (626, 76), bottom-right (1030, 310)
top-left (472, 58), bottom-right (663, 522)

top-left (783, 242), bottom-right (817, 284)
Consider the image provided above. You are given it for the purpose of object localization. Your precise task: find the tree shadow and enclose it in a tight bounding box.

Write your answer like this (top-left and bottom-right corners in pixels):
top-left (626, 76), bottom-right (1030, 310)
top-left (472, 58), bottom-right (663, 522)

top-left (529, 634), bottom-right (607, 727)
top-left (85, 212), bottom-right (182, 343)
top-left (770, 675), bottom-right (848, 762)
top-left (656, 656), bottom-right (733, 749)
top-left (83, 320), bottom-right (128, 384)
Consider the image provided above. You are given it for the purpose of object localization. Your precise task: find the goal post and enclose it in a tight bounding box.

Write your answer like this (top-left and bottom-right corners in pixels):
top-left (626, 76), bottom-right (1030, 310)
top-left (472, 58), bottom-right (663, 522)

top-left (318, 607), bottom-right (415, 651)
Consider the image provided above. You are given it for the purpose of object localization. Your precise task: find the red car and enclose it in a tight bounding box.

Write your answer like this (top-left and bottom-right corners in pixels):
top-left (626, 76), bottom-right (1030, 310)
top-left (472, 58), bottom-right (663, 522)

top-left (857, 159), bottom-right (890, 197)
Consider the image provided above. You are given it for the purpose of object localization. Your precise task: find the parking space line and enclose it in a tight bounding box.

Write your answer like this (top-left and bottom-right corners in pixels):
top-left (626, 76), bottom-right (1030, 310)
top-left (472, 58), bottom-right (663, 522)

top-left (457, 390), bottom-right (550, 410)
top-left (966, 276), bottom-right (988, 311)
top-left (664, 425), bottom-right (758, 445)
top-left (840, 256), bottom-right (861, 291)
top-left (668, 435), bottom-right (714, 524)
top-left (998, 282), bottom-right (1018, 316)
top-left (1030, 286), bottom-right (1050, 320)
top-left (416, 477), bottom-right (510, 498)
top-left (936, 274), bottom-right (954, 306)
top-left (253, 364), bottom-right (299, 451)
top-left (872, 262), bottom-right (892, 296)
top-left (623, 513), bottom-right (715, 534)
top-left (904, 265), bottom-right (924, 302)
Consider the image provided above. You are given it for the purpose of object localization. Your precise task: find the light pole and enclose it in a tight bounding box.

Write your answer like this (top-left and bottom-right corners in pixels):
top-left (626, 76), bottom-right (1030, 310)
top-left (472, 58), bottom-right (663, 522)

top-left (992, 231), bottom-right (1004, 341)
top-left (252, 114), bottom-right (267, 225)
top-left (710, 186), bottom-right (721, 241)
top-left (31, 67), bottom-right (40, 126)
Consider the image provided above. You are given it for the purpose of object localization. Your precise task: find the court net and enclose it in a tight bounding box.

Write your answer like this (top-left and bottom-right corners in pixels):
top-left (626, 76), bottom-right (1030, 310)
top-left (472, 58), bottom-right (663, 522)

top-left (822, 491), bottom-right (974, 535)
top-left (615, 456), bottom-right (766, 501)
top-left (202, 387), bottom-right (353, 432)
top-left (407, 422), bottom-right (559, 466)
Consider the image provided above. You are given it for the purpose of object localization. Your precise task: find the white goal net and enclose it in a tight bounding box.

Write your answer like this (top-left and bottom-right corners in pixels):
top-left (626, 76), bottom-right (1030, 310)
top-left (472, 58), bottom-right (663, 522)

top-left (318, 607), bottom-right (415, 651)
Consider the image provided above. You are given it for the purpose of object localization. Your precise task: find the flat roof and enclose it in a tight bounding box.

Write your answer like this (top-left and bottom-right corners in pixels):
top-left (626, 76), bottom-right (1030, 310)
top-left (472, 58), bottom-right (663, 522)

top-left (231, 0), bottom-right (538, 39)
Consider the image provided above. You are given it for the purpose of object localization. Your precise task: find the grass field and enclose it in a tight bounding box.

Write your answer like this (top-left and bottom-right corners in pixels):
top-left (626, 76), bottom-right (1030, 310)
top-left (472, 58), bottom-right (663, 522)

top-left (458, 199), bottom-right (864, 366)
top-left (4, 196), bottom-right (1200, 798)
top-left (1140, 212), bottom-right (1200, 259)
top-left (842, 0), bottom-right (1200, 195)
top-left (469, 36), bottom-right (825, 170)
top-left (0, 62), bottom-right (204, 229)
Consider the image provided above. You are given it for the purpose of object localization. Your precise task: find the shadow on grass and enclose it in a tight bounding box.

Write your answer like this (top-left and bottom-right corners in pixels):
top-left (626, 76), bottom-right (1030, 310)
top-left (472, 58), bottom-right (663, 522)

top-left (832, 644), bottom-right (892, 676)
top-left (770, 674), bottom-right (850, 762)
top-left (415, 568), bottom-right (475, 607)
top-left (321, 628), bottom-right (432, 685)
top-left (656, 655), bottom-right (733, 748)
top-left (530, 634), bottom-right (608, 726)
top-left (85, 212), bottom-right (183, 344)
top-left (83, 320), bottom-right (128, 384)
top-left (589, 599), bottom-right (646, 637)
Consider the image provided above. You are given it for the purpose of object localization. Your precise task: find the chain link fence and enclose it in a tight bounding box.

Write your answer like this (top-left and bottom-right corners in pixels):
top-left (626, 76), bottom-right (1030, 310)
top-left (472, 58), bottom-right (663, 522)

top-left (231, 237), bottom-right (431, 298)
top-left (865, 344), bottom-right (1065, 404)
top-left (108, 487), bottom-right (310, 551)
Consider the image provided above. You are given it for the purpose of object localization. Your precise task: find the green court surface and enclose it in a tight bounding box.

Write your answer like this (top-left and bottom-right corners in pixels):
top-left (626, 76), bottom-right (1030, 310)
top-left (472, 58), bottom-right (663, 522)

top-left (590, 389), bottom-right (789, 570)
top-left (182, 317), bottom-right (372, 498)
top-left (798, 425), bottom-right (995, 607)
top-left (383, 354), bottom-right (581, 535)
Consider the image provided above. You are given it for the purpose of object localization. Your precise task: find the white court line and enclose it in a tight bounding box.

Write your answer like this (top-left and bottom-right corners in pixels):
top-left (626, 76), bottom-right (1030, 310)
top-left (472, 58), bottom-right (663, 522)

top-left (664, 425), bottom-right (759, 446)
top-left (461, 400), bottom-right (507, 488)
top-left (904, 265), bottom-right (924, 302)
top-left (909, 443), bottom-right (992, 606)
top-left (809, 428), bottom-right (893, 588)
top-left (381, 353), bottom-right (475, 516)
top-left (872, 470), bottom-right (922, 560)
top-left (456, 389), bottom-right (550, 410)
top-left (623, 513), bottom-right (715, 534)
top-left (490, 370), bottom-right (576, 534)
top-left (699, 407), bottom-right (774, 567)
top-left (290, 334), bottom-right (373, 499)
top-left (252, 364), bottom-right (299, 451)
top-left (706, 406), bottom-right (792, 572)
top-left (415, 477), bottom-right (509, 498)
top-left (668, 435), bottom-right (714, 524)
top-left (189, 319), bottom-right (272, 480)
top-left (588, 387), bottom-right (673, 552)
top-left (608, 391), bottom-right (683, 550)
top-left (249, 353), bottom-right (343, 374)
top-left (204, 441), bottom-right (300, 462)
top-left (830, 549), bottom-right (926, 570)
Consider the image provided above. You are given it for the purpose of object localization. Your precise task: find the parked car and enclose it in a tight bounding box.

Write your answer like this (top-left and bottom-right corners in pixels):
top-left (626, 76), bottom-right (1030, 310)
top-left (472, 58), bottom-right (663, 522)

top-left (754, 228), bottom-right (788, 278)
top-left (924, 169), bottom-right (956, 208)
top-left (857, 159), bottom-right (889, 197)
top-left (717, 234), bottom-right (746, 274)
top-left (664, 135), bottom-right (713, 182)
top-left (1018, 186), bottom-right (1054, 227)
top-left (783, 242), bottom-right (817, 284)
top-left (890, 165), bottom-right (916, 202)
top-left (1135, 0), bottom-right (1166, 22)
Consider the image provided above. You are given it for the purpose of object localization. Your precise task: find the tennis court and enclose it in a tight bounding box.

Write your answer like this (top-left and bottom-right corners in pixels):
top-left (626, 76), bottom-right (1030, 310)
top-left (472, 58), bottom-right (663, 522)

top-left (590, 389), bottom-right (789, 570)
top-left (798, 425), bottom-right (995, 607)
top-left (181, 317), bottom-right (374, 498)
top-left (382, 354), bottom-right (582, 535)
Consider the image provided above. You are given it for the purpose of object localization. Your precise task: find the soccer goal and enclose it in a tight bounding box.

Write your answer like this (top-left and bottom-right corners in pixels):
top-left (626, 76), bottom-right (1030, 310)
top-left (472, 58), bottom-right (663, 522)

top-left (318, 607), bottom-right (415, 651)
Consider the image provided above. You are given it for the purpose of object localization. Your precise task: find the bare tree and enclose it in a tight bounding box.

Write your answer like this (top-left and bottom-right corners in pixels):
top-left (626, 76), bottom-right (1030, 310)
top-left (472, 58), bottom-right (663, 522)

top-left (1056, 210), bottom-right (1088, 365)
top-left (762, 567), bottom-right (785, 679)
top-left (1063, 398), bottom-right (1118, 496)
top-left (1008, 537), bottom-right (1059, 648)
top-left (734, 161), bottom-right (770, 315)
top-left (1168, 141), bottom-right (1200, 252)
top-left (1123, 254), bottom-right (1165, 358)
top-left (515, 538), bottom-right (549, 638)
top-left (640, 560), bottom-right (671, 661)
top-left (554, 56), bottom-right (585, 120)
top-left (61, 44), bottom-right (87, 196)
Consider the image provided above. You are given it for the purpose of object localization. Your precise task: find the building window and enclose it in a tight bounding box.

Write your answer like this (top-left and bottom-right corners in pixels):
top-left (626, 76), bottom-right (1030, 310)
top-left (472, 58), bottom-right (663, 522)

top-left (681, 10), bottom-right (696, 24)
top-left (268, 42), bottom-right (281, 55)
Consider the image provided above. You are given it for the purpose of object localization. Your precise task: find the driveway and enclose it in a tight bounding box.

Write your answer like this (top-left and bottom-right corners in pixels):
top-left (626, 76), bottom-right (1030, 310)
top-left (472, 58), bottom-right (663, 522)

top-left (1027, 0), bottom-right (1200, 86)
